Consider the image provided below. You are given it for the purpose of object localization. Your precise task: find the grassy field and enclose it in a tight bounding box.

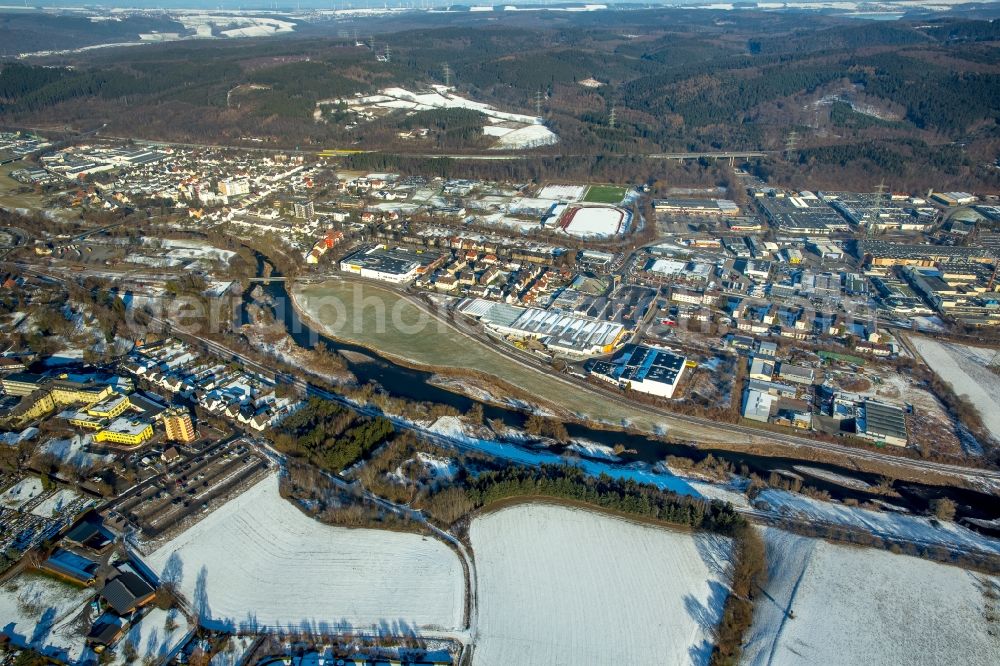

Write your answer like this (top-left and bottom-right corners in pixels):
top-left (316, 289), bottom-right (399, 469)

top-left (293, 279), bottom-right (735, 440)
top-left (0, 161), bottom-right (73, 219)
top-left (583, 185), bottom-right (628, 204)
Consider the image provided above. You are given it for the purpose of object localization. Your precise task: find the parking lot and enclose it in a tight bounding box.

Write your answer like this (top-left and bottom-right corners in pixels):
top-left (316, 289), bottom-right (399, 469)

top-left (107, 437), bottom-right (269, 540)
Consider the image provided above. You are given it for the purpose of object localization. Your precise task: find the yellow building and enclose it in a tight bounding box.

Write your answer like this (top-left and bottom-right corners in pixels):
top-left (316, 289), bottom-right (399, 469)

top-left (163, 408), bottom-right (196, 443)
top-left (0, 390), bottom-right (56, 429)
top-left (64, 411), bottom-right (105, 430)
top-left (0, 372), bottom-right (44, 397)
top-left (85, 393), bottom-right (130, 419)
top-left (95, 418), bottom-right (153, 446)
top-left (49, 380), bottom-right (113, 406)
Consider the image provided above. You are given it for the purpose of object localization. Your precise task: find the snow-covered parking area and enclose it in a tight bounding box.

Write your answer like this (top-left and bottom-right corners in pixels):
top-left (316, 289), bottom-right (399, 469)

top-left (147, 473), bottom-right (465, 634)
top-left (743, 527), bottom-right (1000, 666)
top-left (470, 502), bottom-right (731, 665)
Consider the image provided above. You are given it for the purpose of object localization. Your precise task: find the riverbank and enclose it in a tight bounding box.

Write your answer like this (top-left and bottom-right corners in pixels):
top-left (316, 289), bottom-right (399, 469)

top-left (290, 277), bottom-right (740, 441)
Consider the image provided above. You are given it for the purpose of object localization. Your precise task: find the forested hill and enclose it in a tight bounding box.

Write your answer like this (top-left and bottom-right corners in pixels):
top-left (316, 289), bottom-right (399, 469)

top-left (1, 9), bottom-right (999, 190)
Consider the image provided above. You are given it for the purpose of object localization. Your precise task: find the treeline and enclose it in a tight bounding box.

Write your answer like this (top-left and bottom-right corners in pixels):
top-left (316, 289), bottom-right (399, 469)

top-left (924, 19), bottom-right (1000, 43)
top-left (340, 152), bottom-right (723, 186)
top-left (422, 464), bottom-right (746, 535)
top-left (710, 525), bottom-right (767, 666)
top-left (269, 397), bottom-right (394, 472)
top-left (750, 22), bottom-right (928, 56)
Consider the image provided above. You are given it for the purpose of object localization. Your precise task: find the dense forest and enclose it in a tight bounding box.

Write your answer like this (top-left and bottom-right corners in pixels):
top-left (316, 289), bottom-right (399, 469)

top-left (1, 9), bottom-right (999, 189)
top-left (420, 463), bottom-right (747, 535)
top-left (268, 397), bottom-right (394, 473)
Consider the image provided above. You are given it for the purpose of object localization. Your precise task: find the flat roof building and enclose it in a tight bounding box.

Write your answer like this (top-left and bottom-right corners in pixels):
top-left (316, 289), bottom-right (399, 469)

top-left (742, 388), bottom-right (775, 423)
top-left (856, 399), bottom-right (908, 447)
top-left (95, 417), bottom-right (153, 446)
top-left (340, 246), bottom-right (444, 284)
top-left (589, 344), bottom-right (686, 398)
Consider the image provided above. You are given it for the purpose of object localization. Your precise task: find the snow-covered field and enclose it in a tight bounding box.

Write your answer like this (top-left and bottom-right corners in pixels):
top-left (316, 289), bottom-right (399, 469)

top-left (147, 473), bottom-right (464, 634)
top-left (470, 503), bottom-right (731, 665)
top-left (0, 476), bottom-right (44, 509)
top-left (910, 336), bottom-right (1000, 441)
top-left (742, 527), bottom-right (1000, 666)
top-left (0, 572), bottom-right (95, 663)
top-left (558, 204), bottom-right (628, 238)
top-left (536, 184), bottom-right (586, 201)
top-left (334, 86), bottom-right (558, 150)
top-left (756, 489), bottom-right (1000, 557)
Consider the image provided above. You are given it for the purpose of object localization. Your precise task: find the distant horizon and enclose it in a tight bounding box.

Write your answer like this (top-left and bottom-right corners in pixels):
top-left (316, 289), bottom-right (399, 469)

top-left (0, 0), bottom-right (954, 12)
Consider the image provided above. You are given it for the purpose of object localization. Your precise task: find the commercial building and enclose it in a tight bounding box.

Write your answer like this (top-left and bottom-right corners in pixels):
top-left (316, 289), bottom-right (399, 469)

top-left (589, 344), bottom-right (687, 398)
top-left (652, 198), bottom-right (740, 216)
top-left (340, 246), bottom-right (444, 284)
top-left (861, 240), bottom-right (994, 267)
top-left (856, 399), bottom-right (908, 447)
top-left (163, 407), bottom-right (196, 443)
top-left (931, 191), bottom-right (976, 207)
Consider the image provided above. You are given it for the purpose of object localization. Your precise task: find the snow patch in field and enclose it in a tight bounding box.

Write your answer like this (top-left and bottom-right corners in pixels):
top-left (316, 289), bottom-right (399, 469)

top-left (471, 503), bottom-right (731, 665)
top-left (147, 473), bottom-right (464, 633)
top-left (566, 439), bottom-right (621, 461)
top-left (491, 123), bottom-right (559, 149)
top-left (0, 572), bottom-right (94, 663)
top-left (40, 434), bottom-right (116, 470)
top-left (0, 476), bottom-right (44, 509)
top-left (744, 528), bottom-right (1000, 666)
top-left (111, 607), bottom-right (192, 666)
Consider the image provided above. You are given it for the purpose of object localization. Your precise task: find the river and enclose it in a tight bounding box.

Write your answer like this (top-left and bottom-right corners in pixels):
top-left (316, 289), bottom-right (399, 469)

top-left (248, 254), bottom-right (1000, 531)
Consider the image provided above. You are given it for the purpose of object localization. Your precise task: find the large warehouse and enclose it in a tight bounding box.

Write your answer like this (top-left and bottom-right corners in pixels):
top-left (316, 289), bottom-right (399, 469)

top-left (339, 246), bottom-right (443, 283)
top-left (458, 298), bottom-right (626, 355)
top-left (588, 344), bottom-right (687, 398)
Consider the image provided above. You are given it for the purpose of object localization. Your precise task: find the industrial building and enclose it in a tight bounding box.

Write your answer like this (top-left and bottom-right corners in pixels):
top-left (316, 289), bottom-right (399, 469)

top-left (756, 192), bottom-right (845, 235)
top-left (588, 344), bottom-right (687, 398)
top-left (823, 192), bottom-right (932, 232)
top-left (459, 298), bottom-right (626, 355)
top-left (856, 399), bottom-right (908, 447)
top-left (742, 388), bottom-right (775, 423)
